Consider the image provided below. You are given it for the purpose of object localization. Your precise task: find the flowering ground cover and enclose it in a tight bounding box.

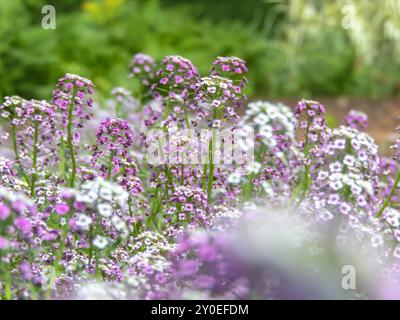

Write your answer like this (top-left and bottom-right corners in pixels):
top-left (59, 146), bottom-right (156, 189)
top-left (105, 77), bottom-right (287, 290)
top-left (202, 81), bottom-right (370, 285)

top-left (0, 54), bottom-right (399, 300)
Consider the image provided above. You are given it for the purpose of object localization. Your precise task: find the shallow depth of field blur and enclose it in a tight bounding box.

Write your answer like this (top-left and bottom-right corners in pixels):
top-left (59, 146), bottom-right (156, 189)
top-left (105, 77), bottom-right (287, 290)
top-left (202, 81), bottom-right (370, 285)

top-left (2, 0), bottom-right (400, 148)
top-left (0, 0), bottom-right (400, 300)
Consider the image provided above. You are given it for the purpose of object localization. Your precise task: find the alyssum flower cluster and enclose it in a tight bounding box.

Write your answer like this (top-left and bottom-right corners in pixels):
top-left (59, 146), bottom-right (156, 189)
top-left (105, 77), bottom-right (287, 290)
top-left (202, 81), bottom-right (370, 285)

top-left (0, 54), bottom-right (399, 300)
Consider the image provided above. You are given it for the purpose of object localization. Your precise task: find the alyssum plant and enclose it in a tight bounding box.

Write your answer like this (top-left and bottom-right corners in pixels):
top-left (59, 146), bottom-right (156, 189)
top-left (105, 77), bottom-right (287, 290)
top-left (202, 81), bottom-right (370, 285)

top-left (0, 54), bottom-right (399, 300)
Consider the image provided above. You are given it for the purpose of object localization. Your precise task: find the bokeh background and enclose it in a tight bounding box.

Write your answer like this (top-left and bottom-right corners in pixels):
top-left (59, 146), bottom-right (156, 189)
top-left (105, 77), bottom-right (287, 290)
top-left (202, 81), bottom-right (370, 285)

top-left (1, 0), bottom-right (400, 147)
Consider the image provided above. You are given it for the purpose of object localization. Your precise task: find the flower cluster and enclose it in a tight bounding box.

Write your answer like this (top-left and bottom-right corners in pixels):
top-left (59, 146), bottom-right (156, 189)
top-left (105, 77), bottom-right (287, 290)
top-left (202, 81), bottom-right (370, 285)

top-left (193, 76), bottom-right (244, 120)
top-left (210, 56), bottom-right (248, 89)
top-left (0, 188), bottom-right (36, 251)
top-left (311, 126), bottom-right (380, 216)
top-left (1, 54), bottom-right (400, 300)
top-left (52, 73), bottom-right (95, 133)
top-left (154, 55), bottom-right (200, 101)
top-left (90, 118), bottom-right (143, 196)
top-left (165, 186), bottom-right (210, 228)
top-left (344, 110), bottom-right (368, 131)
top-left (0, 157), bottom-right (23, 192)
top-left (129, 53), bottom-right (156, 86)
top-left (294, 99), bottom-right (327, 153)
top-left (110, 87), bottom-right (136, 117)
top-left (0, 96), bottom-right (57, 195)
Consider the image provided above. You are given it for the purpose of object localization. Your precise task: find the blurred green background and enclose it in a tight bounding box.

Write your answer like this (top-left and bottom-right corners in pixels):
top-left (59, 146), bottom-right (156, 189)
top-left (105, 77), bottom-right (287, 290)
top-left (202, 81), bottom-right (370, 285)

top-left (1, 0), bottom-right (400, 102)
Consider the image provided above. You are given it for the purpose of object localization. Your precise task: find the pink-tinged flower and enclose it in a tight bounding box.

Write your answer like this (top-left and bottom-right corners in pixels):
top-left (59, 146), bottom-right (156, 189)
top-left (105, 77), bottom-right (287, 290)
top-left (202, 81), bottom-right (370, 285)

top-left (198, 244), bottom-right (218, 262)
top-left (176, 260), bottom-right (200, 278)
top-left (154, 55), bottom-right (200, 101)
top-left (195, 275), bottom-right (216, 289)
top-left (73, 201), bottom-right (86, 212)
top-left (14, 217), bottom-right (32, 234)
top-left (0, 204), bottom-right (10, 220)
top-left (61, 190), bottom-right (73, 200)
top-left (0, 236), bottom-right (9, 249)
top-left (20, 262), bottom-right (33, 281)
top-left (51, 73), bottom-right (94, 134)
top-left (11, 200), bottom-right (25, 213)
top-left (129, 53), bottom-right (156, 86)
top-left (211, 56), bottom-right (248, 88)
top-left (344, 110), bottom-right (368, 131)
top-left (90, 118), bottom-right (143, 195)
top-left (55, 203), bottom-right (70, 215)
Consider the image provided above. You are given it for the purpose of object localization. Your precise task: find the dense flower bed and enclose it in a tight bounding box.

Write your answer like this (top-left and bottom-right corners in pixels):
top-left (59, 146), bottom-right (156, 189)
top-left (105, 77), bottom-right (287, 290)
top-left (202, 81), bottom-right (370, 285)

top-left (0, 54), bottom-right (399, 300)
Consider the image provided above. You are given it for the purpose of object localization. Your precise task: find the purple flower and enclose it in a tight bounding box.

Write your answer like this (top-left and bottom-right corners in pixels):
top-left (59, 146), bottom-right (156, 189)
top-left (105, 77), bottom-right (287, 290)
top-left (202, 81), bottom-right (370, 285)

top-left (195, 275), bottom-right (216, 289)
top-left (129, 53), bottom-right (156, 86)
top-left (14, 217), bottom-right (32, 234)
top-left (11, 200), bottom-right (26, 213)
top-left (344, 110), bottom-right (368, 131)
top-left (0, 204), bottom-right (10, 220)
top-left (211, 56), bottom-right (248, 88)
top-left (0, 236), bottom-right (9, 249)
top-left (176, 260), bottom-right (200, 278)
top-left (198, 244), bottom-right (219, 262)
top-left (153, 55), bottom-right (200, 101)
top-left (55, 203), bottom-right (70, 215)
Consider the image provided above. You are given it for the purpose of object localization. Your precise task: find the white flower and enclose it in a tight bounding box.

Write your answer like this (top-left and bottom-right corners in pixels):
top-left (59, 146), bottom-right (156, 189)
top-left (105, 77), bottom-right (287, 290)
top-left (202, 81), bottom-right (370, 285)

top-left (228, 172), bottom-right (241, 184)
top-left (329, 162), bottom-right (342, 172)
top-left (356, 195), bottom-right (367, 207)
top-left (371, 234), bottom-right (384, 248)
top-left (315, 199), bottom-right (326, 209)
top-left (384, 208), bottom-right (400, 228)
top-left (334, 139), bottom-right (346, 150)
top-left (342, 175), bottom-right (354, 186)
top-left (76, 214), bottom-right (93, 230)
top-left (261, 182), bottom-right (274, 197)
top-left (98, 203), bottom-right (113, 217)
top-left (343, 155), bottom-right (356, 167)
top-left (329, 173), bottom-right (343, 181)
top-left (358, 151), bottom-right (368, 162)
top-left (246, 161), bottom-right (261, 174)
top-left (350, 184), bottom-right (362, 195)
top-left (93, 236), bottom-right (108, 250)
top-left (393, 246), bottom-right (400, 259)
top-left (111, 216), bottom-right (128, 234)
top-left (254, 113), bottom-right (269, 125)
top-left (79, 191), bottom-right (98, 204)
top-left (351, 139), bottom-right (361, 150)
top-left (329, 180), bottom-right (343, 191)
top-left (319, 209), bottom-right (334, 221)
top-left (317, 171), bottom-right (329, 180)
top-left (99, 187), bottom-right (113, 202)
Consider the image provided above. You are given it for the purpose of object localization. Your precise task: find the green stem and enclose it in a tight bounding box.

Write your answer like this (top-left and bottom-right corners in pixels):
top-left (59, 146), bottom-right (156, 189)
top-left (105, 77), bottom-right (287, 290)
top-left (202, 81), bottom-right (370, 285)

top-left (202, 164), bottom-right (208, 192)
top-left (115, 102), bottom-right (122, 118)
top-left (55, 228), bottom-right (67, 274)
top-left (137, 86), bottom-right (143, 113)
top-left (164, 165), bottom-right (173, 195)
top-left (164, 97), bottom-right (170, 119)
top-left (67, 93), bottom-right (77, 188)
top-left (183, 102), bottom-right (190, 129)
top-left (376, 170), bottom-right (400, 218)
top-left (107, 151), bottom-right (115, 181)
top-left (2, 262), bottom-right (12, 300)
top-left (30, 123), bottom-right (39, 196)
top-left (12, 125), bottom-right (19, 161)
top-left (95, 251), bottom-right (101, 279)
